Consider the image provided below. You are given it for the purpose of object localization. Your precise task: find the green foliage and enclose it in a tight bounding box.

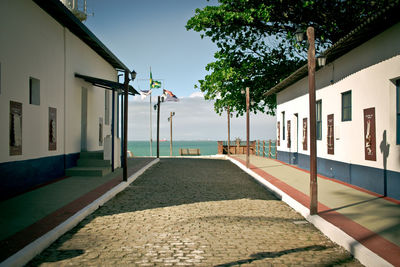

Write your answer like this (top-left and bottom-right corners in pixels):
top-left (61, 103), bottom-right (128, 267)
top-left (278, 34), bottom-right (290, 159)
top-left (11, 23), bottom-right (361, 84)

top-left (186, 0), bottom-right (396, 115)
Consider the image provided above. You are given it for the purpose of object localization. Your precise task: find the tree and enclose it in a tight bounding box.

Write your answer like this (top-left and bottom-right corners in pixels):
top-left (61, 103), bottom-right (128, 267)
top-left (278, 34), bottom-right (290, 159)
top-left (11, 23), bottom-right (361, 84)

top-left (187, 0), bottom-right (396, 115)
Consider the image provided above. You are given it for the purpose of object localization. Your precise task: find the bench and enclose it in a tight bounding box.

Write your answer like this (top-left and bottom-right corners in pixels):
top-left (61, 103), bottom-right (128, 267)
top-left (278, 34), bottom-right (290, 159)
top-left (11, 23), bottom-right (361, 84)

top-left (179, 148), bottom-right (200, 156)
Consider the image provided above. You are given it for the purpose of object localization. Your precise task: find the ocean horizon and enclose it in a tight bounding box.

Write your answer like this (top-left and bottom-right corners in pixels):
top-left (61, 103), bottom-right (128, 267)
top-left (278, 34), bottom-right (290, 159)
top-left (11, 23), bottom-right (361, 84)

top-left (127, 140), bottom-right (219, 157)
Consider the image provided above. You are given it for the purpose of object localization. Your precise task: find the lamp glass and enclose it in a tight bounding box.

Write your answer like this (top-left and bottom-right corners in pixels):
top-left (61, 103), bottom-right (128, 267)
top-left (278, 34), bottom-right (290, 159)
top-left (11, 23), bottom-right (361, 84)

top-left (295, 28), bottom-right (305, 42)
top-left (317, 56), bottom-right (327, 67)
top-left (241, 89), bottom-right (245, 94)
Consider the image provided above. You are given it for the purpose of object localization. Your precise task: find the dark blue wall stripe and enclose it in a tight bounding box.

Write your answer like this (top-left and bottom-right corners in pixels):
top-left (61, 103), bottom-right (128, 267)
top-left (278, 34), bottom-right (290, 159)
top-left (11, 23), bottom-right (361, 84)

top-left (0, 153), bottom-right (79, 201)
top-left (277, 150), bottom-right (400, 200)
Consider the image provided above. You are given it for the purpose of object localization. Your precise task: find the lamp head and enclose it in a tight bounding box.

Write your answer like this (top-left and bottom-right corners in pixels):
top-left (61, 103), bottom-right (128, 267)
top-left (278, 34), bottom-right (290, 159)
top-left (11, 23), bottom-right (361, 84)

top-left (130, 70), bottom-right (137, 80)
top-left (241, 88), bottom-right (245, 95)
top-left (317, 55), bottom-right (327, 67)
top-left (153, 104), bottom-right (157, 111)
top-left (295, 27), bottom-right (305, 42)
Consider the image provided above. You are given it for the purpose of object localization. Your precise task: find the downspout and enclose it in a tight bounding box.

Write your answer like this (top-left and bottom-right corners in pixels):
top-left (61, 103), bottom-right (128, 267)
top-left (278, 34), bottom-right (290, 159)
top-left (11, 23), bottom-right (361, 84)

top-left (111, 87), bottom-right (115, 172)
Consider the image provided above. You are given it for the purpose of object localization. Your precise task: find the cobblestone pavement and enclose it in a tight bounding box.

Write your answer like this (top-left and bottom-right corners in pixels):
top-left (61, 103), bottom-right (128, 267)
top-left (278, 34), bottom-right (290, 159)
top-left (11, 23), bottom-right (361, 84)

top-left (28, 159), bottom-right (362, 266)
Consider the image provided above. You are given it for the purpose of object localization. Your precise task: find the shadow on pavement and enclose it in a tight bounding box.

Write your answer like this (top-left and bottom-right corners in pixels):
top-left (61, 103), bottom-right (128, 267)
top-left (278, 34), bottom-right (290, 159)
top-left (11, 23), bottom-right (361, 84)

top-left (214, 245), bottom-right (327, 266)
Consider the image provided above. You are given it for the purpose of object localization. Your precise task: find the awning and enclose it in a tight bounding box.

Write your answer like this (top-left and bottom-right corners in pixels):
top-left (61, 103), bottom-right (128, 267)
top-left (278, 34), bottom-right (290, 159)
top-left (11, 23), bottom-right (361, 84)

top-left (75, 73), bottom-right (139, 95)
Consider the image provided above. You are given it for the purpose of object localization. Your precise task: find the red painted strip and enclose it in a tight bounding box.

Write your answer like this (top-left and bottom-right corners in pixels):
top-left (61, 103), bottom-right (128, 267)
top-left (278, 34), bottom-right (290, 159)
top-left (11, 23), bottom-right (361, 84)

top-left (0, 159), bottom-right (154, 263)
top-left (232, 156), bottom-right (400, 266)
top-left (255, 156), bottom-right (400, 205)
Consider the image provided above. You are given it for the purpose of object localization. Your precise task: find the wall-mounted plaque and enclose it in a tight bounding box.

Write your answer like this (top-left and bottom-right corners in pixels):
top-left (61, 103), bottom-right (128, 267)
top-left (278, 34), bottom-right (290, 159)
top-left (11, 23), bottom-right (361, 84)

top-left (364, 107), bottom-right (376, 161)
top-left (10, 101), bottom-right (22, 156)
top-left (49, 107), bottom-right (57, 150)
top-left (99, 117), bottom-right (103, 146)
top-left (277, 122), bottom-right (280, 146)
top-left (302, 118), bottom-right (307, 151)
top-left (287, 120), bottom-right (291, 148)
top-left (327, 114), bottom-right (334, 155)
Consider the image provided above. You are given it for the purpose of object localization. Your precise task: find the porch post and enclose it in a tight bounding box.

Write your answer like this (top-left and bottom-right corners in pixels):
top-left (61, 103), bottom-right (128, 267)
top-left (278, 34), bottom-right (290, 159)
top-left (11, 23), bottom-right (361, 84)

top-left (123, 70), bottom-right (129, 181)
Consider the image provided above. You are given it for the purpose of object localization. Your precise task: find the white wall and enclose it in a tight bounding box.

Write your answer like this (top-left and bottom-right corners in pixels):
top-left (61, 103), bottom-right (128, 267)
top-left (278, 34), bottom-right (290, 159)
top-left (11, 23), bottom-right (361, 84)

top-left (0, 0), bottom-right (118, 163)
top-left (64, 29), bottom-right (117, 154)
top-left (276, 22), bottom-right (400, 173)
top-left (0, 0), bottom-right (65, 163)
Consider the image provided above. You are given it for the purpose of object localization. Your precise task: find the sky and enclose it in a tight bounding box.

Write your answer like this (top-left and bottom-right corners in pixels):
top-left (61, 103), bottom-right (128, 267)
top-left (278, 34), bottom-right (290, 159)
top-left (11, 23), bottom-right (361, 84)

top-left (83, 0), bottom-right (277, 140)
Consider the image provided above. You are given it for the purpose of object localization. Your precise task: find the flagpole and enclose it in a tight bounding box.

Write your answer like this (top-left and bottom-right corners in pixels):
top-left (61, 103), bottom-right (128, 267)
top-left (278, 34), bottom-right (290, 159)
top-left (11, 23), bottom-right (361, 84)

top-left (149, 91), bottom-right (153, 156)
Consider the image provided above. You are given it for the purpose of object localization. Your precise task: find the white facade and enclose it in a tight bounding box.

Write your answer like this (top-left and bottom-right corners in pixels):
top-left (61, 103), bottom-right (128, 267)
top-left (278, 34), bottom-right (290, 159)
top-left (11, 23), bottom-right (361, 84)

top-left (276, 22), bottom-right (400, 199)
top-left (0, 0), bottom-right (120, 163)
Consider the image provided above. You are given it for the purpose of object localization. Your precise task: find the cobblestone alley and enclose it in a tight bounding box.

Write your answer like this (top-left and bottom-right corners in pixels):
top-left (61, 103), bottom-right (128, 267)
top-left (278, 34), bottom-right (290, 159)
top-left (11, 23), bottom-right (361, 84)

top-left (28, 158), bottom-right (361, 266)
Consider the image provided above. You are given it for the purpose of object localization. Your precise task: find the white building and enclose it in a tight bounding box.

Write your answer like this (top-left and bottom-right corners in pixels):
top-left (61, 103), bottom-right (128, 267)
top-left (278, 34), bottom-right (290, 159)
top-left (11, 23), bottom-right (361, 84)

top-left (264, 5), bottom-right (400, 200)
top-left (0, 0), bottom-right (137, 199)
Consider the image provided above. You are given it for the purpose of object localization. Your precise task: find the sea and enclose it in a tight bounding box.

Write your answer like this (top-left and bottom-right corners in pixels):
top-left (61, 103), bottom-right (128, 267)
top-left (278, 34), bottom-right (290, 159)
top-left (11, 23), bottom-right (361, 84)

top-left (127, 140), bottom-right (218, 157)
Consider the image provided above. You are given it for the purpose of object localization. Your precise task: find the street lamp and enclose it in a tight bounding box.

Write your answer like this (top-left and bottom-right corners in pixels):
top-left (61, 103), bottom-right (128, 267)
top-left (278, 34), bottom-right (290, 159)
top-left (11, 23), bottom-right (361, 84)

top-left (168, 112), bottom-right (175, 156)
top-left (295, 26), bottom-right (326, 215)
top-left (241, 87), bottom-right (250, 168)
top-left (227, 106), bottom-right (232, 156)
top-left (123, 69), bottom-right (136, 182)
top-left (153, 96), bottom-right (165, 158)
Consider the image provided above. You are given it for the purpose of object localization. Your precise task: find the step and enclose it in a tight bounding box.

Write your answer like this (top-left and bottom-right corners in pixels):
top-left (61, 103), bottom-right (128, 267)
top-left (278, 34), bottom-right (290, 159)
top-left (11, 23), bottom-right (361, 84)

top-left (65, 166), bottom-right (111, 177)
top-left (77, 158), bottom-right (111, 167)
top-left (79, 151), bottom-right (104, 159)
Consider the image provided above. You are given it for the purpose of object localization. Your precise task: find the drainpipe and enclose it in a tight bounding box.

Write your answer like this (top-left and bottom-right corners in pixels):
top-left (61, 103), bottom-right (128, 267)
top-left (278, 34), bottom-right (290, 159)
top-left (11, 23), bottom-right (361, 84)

top-left (111, 87), bottom-right (115, 172)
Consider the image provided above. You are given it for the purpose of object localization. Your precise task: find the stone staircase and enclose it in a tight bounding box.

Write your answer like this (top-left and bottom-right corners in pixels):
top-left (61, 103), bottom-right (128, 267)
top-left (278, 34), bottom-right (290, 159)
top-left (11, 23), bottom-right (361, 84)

top-left (65, 151), bottom-right (111, 177)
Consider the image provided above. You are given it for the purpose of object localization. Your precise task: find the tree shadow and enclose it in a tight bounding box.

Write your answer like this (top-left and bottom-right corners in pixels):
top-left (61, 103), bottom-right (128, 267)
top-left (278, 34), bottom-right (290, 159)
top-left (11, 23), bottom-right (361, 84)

top-left (379, 130), bottom-right (390, 196)
top-left (214, 245), bottom-right (327, 266)
top-left (27, 249), bottom-right (84, 266)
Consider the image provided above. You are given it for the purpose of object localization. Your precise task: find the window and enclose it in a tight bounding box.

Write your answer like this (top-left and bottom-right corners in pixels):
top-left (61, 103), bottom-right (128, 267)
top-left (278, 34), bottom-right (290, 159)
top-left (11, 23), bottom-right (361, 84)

top-left (282, 111), bottom-right (285, 140)
top-left (105, 91), bottom-right (110, 125)
top-left (316, 100), bottom-right (322, 140)
top-left (342, 91), bottom-right (352, 121)
top-left (29, 77), bottom-right (40, 105)
top-left (397, 80), bottom-right (400, 144)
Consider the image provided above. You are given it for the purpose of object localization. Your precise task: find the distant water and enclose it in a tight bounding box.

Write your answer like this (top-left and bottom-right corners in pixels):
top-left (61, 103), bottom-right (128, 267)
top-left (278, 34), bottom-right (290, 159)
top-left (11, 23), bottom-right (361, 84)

top-left (128, 140), bottom-right (218, 156)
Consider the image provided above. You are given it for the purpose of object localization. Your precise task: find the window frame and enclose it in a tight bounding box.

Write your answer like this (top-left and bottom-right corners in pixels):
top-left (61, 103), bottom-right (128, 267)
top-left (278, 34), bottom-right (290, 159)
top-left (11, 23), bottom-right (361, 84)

top-left (341, 90), bottom-right (352, 121)
top-left (316, 100), bottom-right (322, 140)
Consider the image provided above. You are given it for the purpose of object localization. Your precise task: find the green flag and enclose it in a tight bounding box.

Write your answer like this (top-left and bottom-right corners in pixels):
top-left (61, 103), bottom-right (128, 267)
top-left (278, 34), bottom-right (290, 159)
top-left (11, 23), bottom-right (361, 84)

top-left (150, 69), bottom-right (161, 88)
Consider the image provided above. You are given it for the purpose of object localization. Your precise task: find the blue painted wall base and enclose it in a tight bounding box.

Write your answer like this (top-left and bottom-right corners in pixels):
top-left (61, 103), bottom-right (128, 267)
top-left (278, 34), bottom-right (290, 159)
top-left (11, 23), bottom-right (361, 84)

top-left (278, 150), bottom-right (400, 200)
top-left (0, 153), bottom-right (80, 201)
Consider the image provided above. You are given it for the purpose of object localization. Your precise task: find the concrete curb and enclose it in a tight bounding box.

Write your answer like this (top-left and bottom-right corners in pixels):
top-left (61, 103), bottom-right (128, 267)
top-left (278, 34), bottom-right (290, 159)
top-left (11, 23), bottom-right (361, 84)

top-left (228, 156), bottom-right (392, 267)
top-left (1, 158), bottom-right (159, 267)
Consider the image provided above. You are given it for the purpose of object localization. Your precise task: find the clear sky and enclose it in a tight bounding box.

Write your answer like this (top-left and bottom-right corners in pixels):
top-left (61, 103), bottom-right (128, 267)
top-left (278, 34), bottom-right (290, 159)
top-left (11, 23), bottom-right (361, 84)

top-left (84, 0), bottom-right (276, 141)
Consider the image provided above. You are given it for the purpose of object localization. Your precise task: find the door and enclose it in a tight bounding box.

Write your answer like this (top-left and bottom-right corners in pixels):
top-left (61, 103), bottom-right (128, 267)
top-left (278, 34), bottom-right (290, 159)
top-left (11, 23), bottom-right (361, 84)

top-left (81, 87), bottom-right (88, 151)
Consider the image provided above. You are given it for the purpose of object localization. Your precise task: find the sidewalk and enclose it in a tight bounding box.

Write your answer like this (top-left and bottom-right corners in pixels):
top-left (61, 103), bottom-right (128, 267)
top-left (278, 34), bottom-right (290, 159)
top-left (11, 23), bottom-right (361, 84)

top-left (231, 154), bottom-right (400, 267)
top-left (0, 157), bottom-right (157, 266)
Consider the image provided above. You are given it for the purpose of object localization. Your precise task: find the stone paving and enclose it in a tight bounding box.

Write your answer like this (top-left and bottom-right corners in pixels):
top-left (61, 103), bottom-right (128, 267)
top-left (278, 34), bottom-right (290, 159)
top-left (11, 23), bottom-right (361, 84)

top-left (28, 158), bottom-right (362, 266)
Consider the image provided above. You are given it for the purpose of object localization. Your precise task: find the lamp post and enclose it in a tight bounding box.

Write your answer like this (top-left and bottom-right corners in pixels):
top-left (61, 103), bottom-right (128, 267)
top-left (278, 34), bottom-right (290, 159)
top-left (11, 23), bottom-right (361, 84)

top-left (168, 112), bottom-right (175, 156)
top-left (295, 27), bottom-right (326, 215)
top-left (227, 106), bottom-right (231, 156)
top-left (241, 87), bottom-right (250, 168)
top-left (123, 69), bottom-right (136, 182)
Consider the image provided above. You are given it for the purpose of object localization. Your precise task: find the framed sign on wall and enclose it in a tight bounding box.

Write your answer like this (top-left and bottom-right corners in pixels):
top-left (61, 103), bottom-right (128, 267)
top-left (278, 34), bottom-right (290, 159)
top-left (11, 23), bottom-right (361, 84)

top-left (10, 101), bottom-right (22, 156)
top-left (302, 118), bottom-right (307, 151)
top-left (49, 107), bottom-right (57, 151)
top-left (327, 114), bottom-right (334, 155)
top-left (364, 107), bottom-right (376, 161)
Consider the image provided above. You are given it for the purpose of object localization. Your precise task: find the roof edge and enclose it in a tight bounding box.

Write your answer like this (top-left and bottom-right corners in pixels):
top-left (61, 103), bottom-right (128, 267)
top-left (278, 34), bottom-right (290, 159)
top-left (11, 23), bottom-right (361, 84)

top-left (32, 0), bottom-right (130, 72)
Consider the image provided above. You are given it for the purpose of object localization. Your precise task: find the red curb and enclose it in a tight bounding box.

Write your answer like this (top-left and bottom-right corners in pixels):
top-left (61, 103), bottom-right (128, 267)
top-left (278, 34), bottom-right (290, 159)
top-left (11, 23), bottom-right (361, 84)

top-left (0, 159), bottom-right (154, 263)
top-left (232, 156), bottom-right (400, 266)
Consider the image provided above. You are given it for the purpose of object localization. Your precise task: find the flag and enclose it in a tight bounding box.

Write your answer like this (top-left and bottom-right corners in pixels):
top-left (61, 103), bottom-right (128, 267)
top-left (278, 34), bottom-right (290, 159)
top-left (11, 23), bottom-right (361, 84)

top-left (150, 69), bottom-right (161, 89)
top-left (139, 89), bottom-right (152, 100)
top-left (162, 89), bottom-right (179, 102)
